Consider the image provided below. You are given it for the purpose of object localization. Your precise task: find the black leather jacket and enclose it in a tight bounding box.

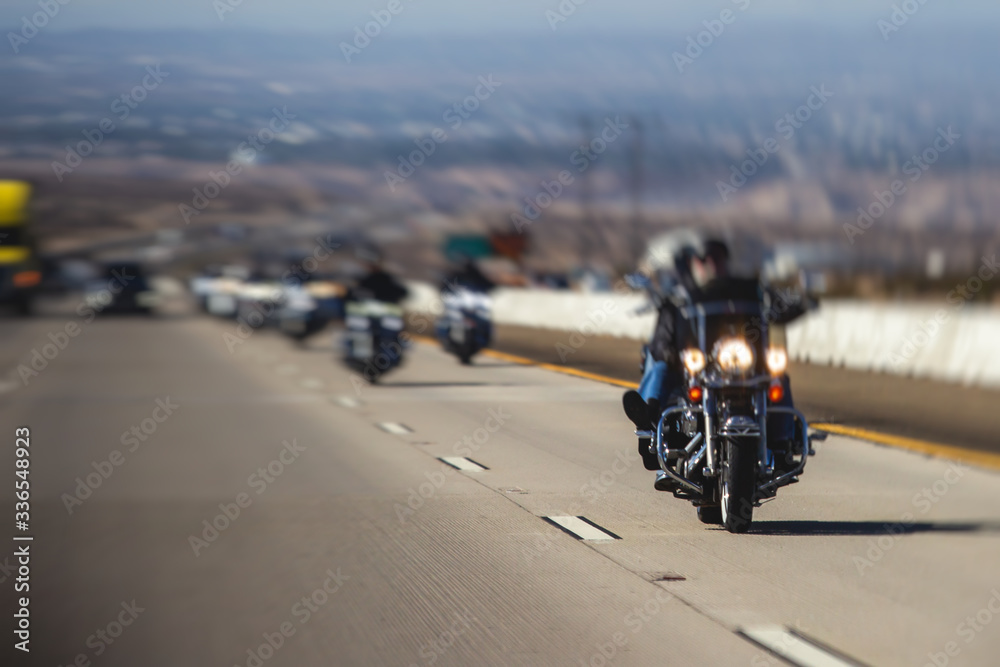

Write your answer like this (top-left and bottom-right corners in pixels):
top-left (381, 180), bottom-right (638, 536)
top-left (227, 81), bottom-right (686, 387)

top-left (348, 270), bottom-right (409, 304)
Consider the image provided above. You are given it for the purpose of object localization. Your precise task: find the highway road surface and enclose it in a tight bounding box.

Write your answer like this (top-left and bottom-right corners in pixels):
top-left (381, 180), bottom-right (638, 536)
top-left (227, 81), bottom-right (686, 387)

top-left (2, 304), bottom-right (1000, 666)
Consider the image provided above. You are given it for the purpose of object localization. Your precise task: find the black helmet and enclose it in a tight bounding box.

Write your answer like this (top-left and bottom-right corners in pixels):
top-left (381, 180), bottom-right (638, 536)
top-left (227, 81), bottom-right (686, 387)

top-left (702, 239), bottom-right (730, 264)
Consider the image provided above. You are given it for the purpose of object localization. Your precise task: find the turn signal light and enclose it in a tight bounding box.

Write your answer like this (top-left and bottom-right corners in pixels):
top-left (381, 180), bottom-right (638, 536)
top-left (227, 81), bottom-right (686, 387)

top-left (768, 381), bottom-right (784, 403)
top-left (688, 386), bottom-right (703, 403)
top-left (13, 270), bottom-right (41, 287)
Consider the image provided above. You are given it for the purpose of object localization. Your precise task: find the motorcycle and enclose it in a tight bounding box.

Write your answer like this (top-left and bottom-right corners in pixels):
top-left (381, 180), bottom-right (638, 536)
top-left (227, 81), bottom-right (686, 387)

top-left (279, 305), bottom-right (328, 343)
top-left (278, 282), bottom-right (344, 345)
top-left (632, 283), bottom-right (823, 533)
top-left (341, 299), bottom-right (406, 383)
top-left (436, 288), bottom-right (492, 365)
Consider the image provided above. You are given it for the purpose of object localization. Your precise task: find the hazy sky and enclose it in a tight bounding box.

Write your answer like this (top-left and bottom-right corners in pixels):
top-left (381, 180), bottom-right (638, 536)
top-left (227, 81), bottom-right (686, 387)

top-left (2, 0), bottom-right (998, 34)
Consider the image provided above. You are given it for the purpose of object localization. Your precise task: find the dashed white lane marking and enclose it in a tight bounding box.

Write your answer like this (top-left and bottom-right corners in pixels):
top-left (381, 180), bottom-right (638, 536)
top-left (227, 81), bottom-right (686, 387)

top-left (300, 378), bottom-right (325, 390)
top-left (275, 364), bottom-right (299, 375)
top-left (439, 457), bottom-right (488, 472)
top-left (740, 627), bottom-right (860, 667)
top-left (543, 516), bottom-right (620, 542)
top-left (334, 396), bottom-right (361, 408)
top-left (377, 422), bottom-right (413, 435)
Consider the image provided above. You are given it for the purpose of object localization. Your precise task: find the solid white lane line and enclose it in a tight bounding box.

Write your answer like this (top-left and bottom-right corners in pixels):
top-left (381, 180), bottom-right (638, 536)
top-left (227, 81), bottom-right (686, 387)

top-left (740, 627), bottom-right (858, 667)
top-left (544, 516), bottom-right (619, 541)
top-left (439, 457), bottom-right (488, 472)
top-left (334, 396), bottom-right (361, 408)
top-left (377, 422), bottom-right (413, 435)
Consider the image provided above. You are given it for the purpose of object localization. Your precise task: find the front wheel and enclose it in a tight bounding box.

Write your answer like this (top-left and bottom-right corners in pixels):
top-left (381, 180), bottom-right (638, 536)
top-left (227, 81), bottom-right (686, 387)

top-left (458, 336), bottom-right (476, 365)
top-left (719, 439), bottom-right (756, 533)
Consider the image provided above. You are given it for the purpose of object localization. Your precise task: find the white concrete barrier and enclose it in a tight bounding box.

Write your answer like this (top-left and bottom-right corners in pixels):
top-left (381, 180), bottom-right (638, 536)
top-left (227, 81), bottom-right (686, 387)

top-left (405, 282), bottom-right (656, 339)
top-left (787, 301), bottom-right (1000, 388)
top-left (405, 282), bottom-right (1000, 389)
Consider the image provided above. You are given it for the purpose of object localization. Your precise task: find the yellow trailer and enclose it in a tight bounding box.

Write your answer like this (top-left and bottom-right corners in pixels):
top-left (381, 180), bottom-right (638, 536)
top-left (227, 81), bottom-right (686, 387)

top-left (0, 180), bottom-right (41, 315)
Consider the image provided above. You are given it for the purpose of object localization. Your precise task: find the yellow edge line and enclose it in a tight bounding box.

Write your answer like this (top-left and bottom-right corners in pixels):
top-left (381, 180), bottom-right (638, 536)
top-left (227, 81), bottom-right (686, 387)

top-left (482, 348), bottom-right (641, 389)
top-left (812, 423), bottom-right (1000, 472)
top-left (409, 333), bottom-right (999, 472)
top-left (411, 334), bottom-right (640, 389)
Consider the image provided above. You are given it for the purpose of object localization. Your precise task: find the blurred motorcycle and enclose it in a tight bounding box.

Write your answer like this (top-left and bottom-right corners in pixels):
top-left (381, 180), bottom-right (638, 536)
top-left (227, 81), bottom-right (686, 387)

top-left (436, 288), bottom-right (492, 365)
top-left (341, 299), bottom-right (406, 383)
top-left (277, 280), bottom-right (344, 344)
top-left (277, 286), bottom-right (324, 343)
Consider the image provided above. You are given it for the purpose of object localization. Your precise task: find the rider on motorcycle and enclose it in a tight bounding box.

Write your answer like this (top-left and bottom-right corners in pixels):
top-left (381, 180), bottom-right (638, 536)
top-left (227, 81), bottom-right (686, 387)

top-left (341, 246), bottom-right (410, 382)
top-left (347, 246), bottom-right (409, 305)
top-left (440, 257), bottom-right (496, 295)
top-left (436, 256), bottom-right (496, 364)
top-left (623, 238), bottom-right (813, 486)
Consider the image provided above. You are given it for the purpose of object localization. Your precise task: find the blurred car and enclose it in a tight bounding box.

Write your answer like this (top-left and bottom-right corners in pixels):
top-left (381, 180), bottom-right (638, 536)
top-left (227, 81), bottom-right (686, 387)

top-left (234, 275), bottom-right (284, 328)
top-left (84, 261), bottom-right (158, 315)
top-left (190, 265), bottom-right (249, 317)
top-left (305, 274), bottom-right (348, 321)
top-left (276, 276), bottom-right (348, 342)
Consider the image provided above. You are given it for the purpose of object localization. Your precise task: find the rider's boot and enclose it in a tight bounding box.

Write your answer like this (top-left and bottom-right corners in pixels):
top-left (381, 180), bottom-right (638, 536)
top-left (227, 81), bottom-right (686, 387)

top-left (622, 390), bottom-right (652, 430)
top-left (625, 391), bottom-right (663, 471)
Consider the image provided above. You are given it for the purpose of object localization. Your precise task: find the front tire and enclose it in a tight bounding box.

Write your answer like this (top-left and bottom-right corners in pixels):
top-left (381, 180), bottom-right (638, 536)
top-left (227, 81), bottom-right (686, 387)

top-left (719, 439), bottom-right (756, 533)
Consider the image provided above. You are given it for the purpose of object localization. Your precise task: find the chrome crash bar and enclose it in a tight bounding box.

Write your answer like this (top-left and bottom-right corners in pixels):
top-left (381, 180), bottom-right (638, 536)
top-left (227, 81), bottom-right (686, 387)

top-left (647, 404), bottom-right (811, 498)
top-left (756, 406), bottom-right (811, 493)
top-left (654, 405), bottom-right (704, 495)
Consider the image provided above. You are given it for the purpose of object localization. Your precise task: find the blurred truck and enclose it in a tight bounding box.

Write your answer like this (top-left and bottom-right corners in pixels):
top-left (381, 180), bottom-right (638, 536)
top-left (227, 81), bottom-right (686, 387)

top-left (0, 180), bottom-right (41, 315)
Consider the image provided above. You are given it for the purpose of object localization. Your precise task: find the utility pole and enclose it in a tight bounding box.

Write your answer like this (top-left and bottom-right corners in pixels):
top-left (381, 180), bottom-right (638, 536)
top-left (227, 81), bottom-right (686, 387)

top-left (578, 116), bottom-right (597, 267)
top-left (628, 115), bottom-right (644, 266)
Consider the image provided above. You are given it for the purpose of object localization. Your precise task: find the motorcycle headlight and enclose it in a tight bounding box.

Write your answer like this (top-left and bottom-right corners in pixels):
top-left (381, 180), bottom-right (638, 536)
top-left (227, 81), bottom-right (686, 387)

top-left (714, 338), bottom-right (755, 374)
top-left (766, 347), bottom-right (788, 375)
top-left (681, 348), bottom-right (706, 375)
